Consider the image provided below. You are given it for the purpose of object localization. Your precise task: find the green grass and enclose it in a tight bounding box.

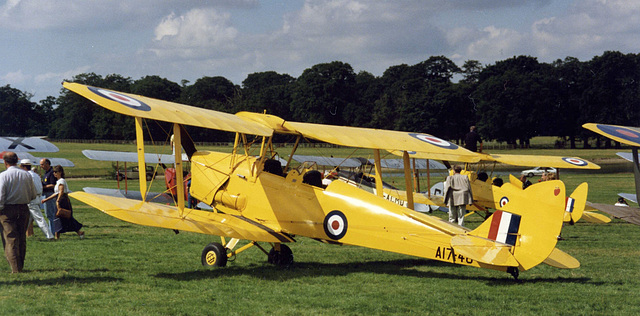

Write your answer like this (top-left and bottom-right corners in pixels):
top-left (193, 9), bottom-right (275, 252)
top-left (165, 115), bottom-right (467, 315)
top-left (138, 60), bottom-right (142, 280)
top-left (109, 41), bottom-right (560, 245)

top-left (1, 141), bottom-right (639, 315)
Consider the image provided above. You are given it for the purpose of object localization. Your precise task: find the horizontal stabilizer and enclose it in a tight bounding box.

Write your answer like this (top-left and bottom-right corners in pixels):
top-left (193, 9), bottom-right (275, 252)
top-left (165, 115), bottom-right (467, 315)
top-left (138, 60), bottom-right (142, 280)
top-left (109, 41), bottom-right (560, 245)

top-left (581, 211), bottom-right (611, 223)
top-left (586, 202), bottom-right (640, 225)
top-left (70, 192), bottom-right (293, 242)
top-left (543, 248), bottom-right (580, 269)
top-left (451, 235), bottom-right (518, 266)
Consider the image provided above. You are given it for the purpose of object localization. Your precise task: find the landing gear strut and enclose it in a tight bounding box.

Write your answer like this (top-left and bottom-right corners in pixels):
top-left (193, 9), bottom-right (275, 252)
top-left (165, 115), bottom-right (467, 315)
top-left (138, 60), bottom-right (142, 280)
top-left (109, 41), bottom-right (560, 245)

top-left (507, 267), bottom-right (519, 280)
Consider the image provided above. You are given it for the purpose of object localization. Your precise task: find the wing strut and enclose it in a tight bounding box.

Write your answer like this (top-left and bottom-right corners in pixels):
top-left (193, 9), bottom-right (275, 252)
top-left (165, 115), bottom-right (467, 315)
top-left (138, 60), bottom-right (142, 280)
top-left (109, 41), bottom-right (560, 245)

top-left (135, 117), bottom-right (147, 200)
top-left (373, 149), bottom-right (384, 198)
top-left (173, 123), bottom-right (185, 212)
top-left (403, 151), bottom-right (414, 210)
top-left (633, 148), bottom-right (640, 201)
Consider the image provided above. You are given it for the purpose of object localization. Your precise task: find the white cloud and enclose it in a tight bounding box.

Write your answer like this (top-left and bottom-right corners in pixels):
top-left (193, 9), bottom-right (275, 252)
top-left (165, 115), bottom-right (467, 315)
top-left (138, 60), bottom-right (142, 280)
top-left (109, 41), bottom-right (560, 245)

top-left (1, 70), bottom-right (30, 84)
top-left (150, 8), bottom-right (239, 58)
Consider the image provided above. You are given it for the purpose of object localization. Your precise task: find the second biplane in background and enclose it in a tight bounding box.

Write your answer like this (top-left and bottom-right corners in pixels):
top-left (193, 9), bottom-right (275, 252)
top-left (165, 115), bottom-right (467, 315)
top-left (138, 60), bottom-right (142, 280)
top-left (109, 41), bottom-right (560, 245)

top-left (0, 136), bottom-right (74, 167)
top-left (64, 81), bottom-right (587, 279)
top-left (583, 123), bottom-right (640, 225)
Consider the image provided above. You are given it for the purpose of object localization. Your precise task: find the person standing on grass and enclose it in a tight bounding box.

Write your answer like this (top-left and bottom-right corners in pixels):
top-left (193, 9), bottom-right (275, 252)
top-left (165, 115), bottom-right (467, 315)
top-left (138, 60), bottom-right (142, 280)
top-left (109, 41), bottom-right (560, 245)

top-left (41, 165), bottom-right (84, 240)
top-left (0, 152), bottom-right (37, 273)
top-left (19, 159), bottom-right (54, 240)
top-left (443, 165), bottom-right (473, 226)
top-left (40, 158), bottom-right (57, 234)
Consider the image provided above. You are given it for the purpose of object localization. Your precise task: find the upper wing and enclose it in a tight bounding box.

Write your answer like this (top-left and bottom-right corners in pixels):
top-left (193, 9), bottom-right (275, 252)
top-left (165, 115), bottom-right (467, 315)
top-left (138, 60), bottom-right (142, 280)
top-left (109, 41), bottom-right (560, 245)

top-left (479, 153), bottom-right (600, 169)
top-left (583, 123), bottom-right (640, 147)
top-left (71, 192), bottom-right (294, 242)
top-left (0, 136), bottom-right (58, 152)
top-left (63, 82), bottom-right (273, 136)
top-left (284, 121), bottom-right (482, 161)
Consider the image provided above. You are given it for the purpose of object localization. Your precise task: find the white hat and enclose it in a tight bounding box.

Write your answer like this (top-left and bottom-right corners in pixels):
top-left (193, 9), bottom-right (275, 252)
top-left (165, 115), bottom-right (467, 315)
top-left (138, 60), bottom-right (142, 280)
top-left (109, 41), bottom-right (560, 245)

top-left (20, 158), bottom-right (33, 165)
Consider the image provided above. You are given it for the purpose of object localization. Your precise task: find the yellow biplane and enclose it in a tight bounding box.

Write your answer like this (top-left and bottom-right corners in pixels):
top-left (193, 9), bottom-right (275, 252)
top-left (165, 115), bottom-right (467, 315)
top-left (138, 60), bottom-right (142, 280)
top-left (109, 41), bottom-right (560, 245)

top-left (64, 81), bottom-right (584, 279)
top-left (381, 149), bottom-right (608, 224)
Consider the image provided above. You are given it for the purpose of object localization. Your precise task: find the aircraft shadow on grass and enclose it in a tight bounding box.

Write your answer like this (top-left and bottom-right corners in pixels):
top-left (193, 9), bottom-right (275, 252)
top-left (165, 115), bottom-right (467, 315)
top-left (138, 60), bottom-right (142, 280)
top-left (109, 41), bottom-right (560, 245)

top-left (153, 258), bottom-right (594, 285)
top-left (0, 274), bottom-right (121, 286)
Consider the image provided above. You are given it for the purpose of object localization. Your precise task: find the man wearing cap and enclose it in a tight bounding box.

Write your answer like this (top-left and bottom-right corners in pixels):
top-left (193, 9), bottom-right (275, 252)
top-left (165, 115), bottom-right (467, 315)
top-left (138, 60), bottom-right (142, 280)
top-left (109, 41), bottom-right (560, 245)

top-left (40, 158), bottom-right (57, 233)
top-left (19, 159), bottom-right (54, 240)
top-left (0, 152), bottom-right (37, 273)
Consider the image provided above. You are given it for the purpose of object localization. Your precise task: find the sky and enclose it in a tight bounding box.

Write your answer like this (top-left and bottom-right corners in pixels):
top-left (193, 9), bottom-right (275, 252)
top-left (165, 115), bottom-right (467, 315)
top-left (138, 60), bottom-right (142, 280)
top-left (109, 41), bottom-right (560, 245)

top-left (2, 0), bottom-right (640, 102)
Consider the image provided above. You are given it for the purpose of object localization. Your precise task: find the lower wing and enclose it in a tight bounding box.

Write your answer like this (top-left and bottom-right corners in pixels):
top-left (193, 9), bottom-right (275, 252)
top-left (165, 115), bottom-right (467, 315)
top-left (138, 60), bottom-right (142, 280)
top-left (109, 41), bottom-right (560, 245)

top-left (70, 192), bottom-right (294, 242)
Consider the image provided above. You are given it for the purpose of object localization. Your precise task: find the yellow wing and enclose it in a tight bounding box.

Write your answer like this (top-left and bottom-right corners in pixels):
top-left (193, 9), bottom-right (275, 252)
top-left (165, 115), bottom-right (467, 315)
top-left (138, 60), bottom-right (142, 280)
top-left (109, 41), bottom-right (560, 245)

top-left (281, 121), bottom-right (483, 162)
top-left (583, 123), bottom-right (640, 147)
top-left (479, 153), bottom-right (600, 169)
top-left (70, 192), bottom-right (294, 243)
top-left (63, 82), bottom-right (273, 136)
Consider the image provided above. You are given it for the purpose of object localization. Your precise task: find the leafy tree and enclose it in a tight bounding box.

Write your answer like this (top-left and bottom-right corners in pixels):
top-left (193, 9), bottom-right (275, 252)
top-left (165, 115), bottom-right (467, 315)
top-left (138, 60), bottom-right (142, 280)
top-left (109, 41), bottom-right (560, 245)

top-left (475, 56), bottom-right (553, 147)
top-left (241, 71), bottom-right (295, 119)
top-left (131, 76), bottom-right (182, 143)
top-left (290, 61), bottom-right (357, 125)
top-left (0, 85), bottom-right (39, 136)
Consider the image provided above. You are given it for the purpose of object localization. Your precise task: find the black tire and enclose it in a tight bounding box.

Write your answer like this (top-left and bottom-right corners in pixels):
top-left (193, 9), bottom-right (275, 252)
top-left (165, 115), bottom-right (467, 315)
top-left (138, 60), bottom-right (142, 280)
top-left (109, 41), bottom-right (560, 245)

top-left (201, 242), bottom-right (228, 267)
top-left (146, 173), bottom-right (153, 181)
top-left (528, 173), bottom-right (534, 178)
top-left (268, 244), bottom-right (293, 267)
top-left (117, 174), bottom-right (124, 181)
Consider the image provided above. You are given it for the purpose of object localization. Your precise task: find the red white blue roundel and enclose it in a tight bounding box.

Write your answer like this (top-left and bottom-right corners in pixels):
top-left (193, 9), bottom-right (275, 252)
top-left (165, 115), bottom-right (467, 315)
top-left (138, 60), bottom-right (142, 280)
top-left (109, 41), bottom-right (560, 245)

top-left (324, 210), bottom-right (348, 240)
top-left (499, 197), bottom-right (509, 208)
top-left (88, 86), bottom-right (151, 112)
top-left (562, 157), bottom-right (588, 167)
top-left (409, 133), bottom-right (458, 149)
top-left (597, 124), bottom-right (640, 145)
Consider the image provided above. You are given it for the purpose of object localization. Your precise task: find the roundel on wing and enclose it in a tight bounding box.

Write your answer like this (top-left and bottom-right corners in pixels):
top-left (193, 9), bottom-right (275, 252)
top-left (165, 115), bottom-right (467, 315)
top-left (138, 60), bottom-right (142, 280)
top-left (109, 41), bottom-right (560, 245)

top-left (323, 210), bottom-right (348, 240)
top-left (499, 197), bottom-right (509, 208)
top-left (562, 157), bottom-right (588, 167)
top-left (596, 124), bottom-right (640, 145)
top-left (88, 86), bottom-right (151, 112)
top-left (409, 133), bottom-right (458, 149)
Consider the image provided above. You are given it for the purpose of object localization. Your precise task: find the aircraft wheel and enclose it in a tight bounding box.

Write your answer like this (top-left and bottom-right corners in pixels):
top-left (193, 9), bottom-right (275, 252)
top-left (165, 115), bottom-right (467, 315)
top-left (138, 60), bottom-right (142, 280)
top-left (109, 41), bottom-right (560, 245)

top-left (268, 244), bottom-right (293, 267)
top-left (201, 242), bottom-right (228, 267)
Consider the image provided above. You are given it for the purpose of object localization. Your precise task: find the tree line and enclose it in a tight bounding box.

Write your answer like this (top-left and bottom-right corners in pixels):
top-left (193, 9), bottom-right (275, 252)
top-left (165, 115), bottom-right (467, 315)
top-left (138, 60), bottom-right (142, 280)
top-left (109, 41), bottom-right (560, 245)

top-left (2, 50), bottom-right (639, 148)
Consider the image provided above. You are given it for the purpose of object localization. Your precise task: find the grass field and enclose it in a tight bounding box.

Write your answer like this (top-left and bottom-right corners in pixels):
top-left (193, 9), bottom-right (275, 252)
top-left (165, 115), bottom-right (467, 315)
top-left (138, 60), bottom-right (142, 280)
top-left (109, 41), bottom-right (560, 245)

top-left (1, 141), bottom-right (639, 315)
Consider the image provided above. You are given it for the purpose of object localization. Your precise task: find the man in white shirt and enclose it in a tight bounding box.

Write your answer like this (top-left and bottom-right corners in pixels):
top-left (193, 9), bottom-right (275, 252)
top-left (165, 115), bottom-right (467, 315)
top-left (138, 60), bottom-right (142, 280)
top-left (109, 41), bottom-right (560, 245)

top-left (19, 159), bottom-right (54, 240)
top-left (0, 152), bottom-right (37, 273)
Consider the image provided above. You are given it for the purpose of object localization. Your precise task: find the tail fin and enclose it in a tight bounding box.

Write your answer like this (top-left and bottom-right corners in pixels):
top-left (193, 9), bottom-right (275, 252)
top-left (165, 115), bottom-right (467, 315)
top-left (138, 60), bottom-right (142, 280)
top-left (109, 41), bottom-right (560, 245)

top-left (461, 180), bottom-right (569, 271)
top-left (564, 182), bottom-right (587, 224)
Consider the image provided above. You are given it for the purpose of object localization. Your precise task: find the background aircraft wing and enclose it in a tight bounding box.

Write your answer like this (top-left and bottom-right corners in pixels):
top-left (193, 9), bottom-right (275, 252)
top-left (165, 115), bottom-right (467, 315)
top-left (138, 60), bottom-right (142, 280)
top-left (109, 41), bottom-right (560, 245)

top-left (481, 153), bottom-right (600, 169)
top-left (371, 158), bottom-right (447, 170)
top-left (0, 136), bottom-right (58, 152)
top-left (83, 149), bottom-right (187, 164)
top-left (618, 192), bottom-right (637, 204)
top-left (0, 152), bottom-right (74, 167)
top-left (291, 155), bottom-right (362, 168)
top-left (71, 192), bottom-right (294, 242)
top-left (63, 82), bottom-right (273, 136)
top-left (583, 123), bottom-right (640, 147)
top-left (617, 152), bottom-right (638, 163)
top-left (586, 201), bottom-right (640, 225)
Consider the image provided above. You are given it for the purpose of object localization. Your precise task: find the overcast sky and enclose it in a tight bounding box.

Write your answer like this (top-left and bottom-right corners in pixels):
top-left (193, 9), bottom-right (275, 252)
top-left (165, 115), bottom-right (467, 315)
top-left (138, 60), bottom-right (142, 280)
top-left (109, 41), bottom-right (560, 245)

top-left (2, 0), bottom-right (639, 101)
